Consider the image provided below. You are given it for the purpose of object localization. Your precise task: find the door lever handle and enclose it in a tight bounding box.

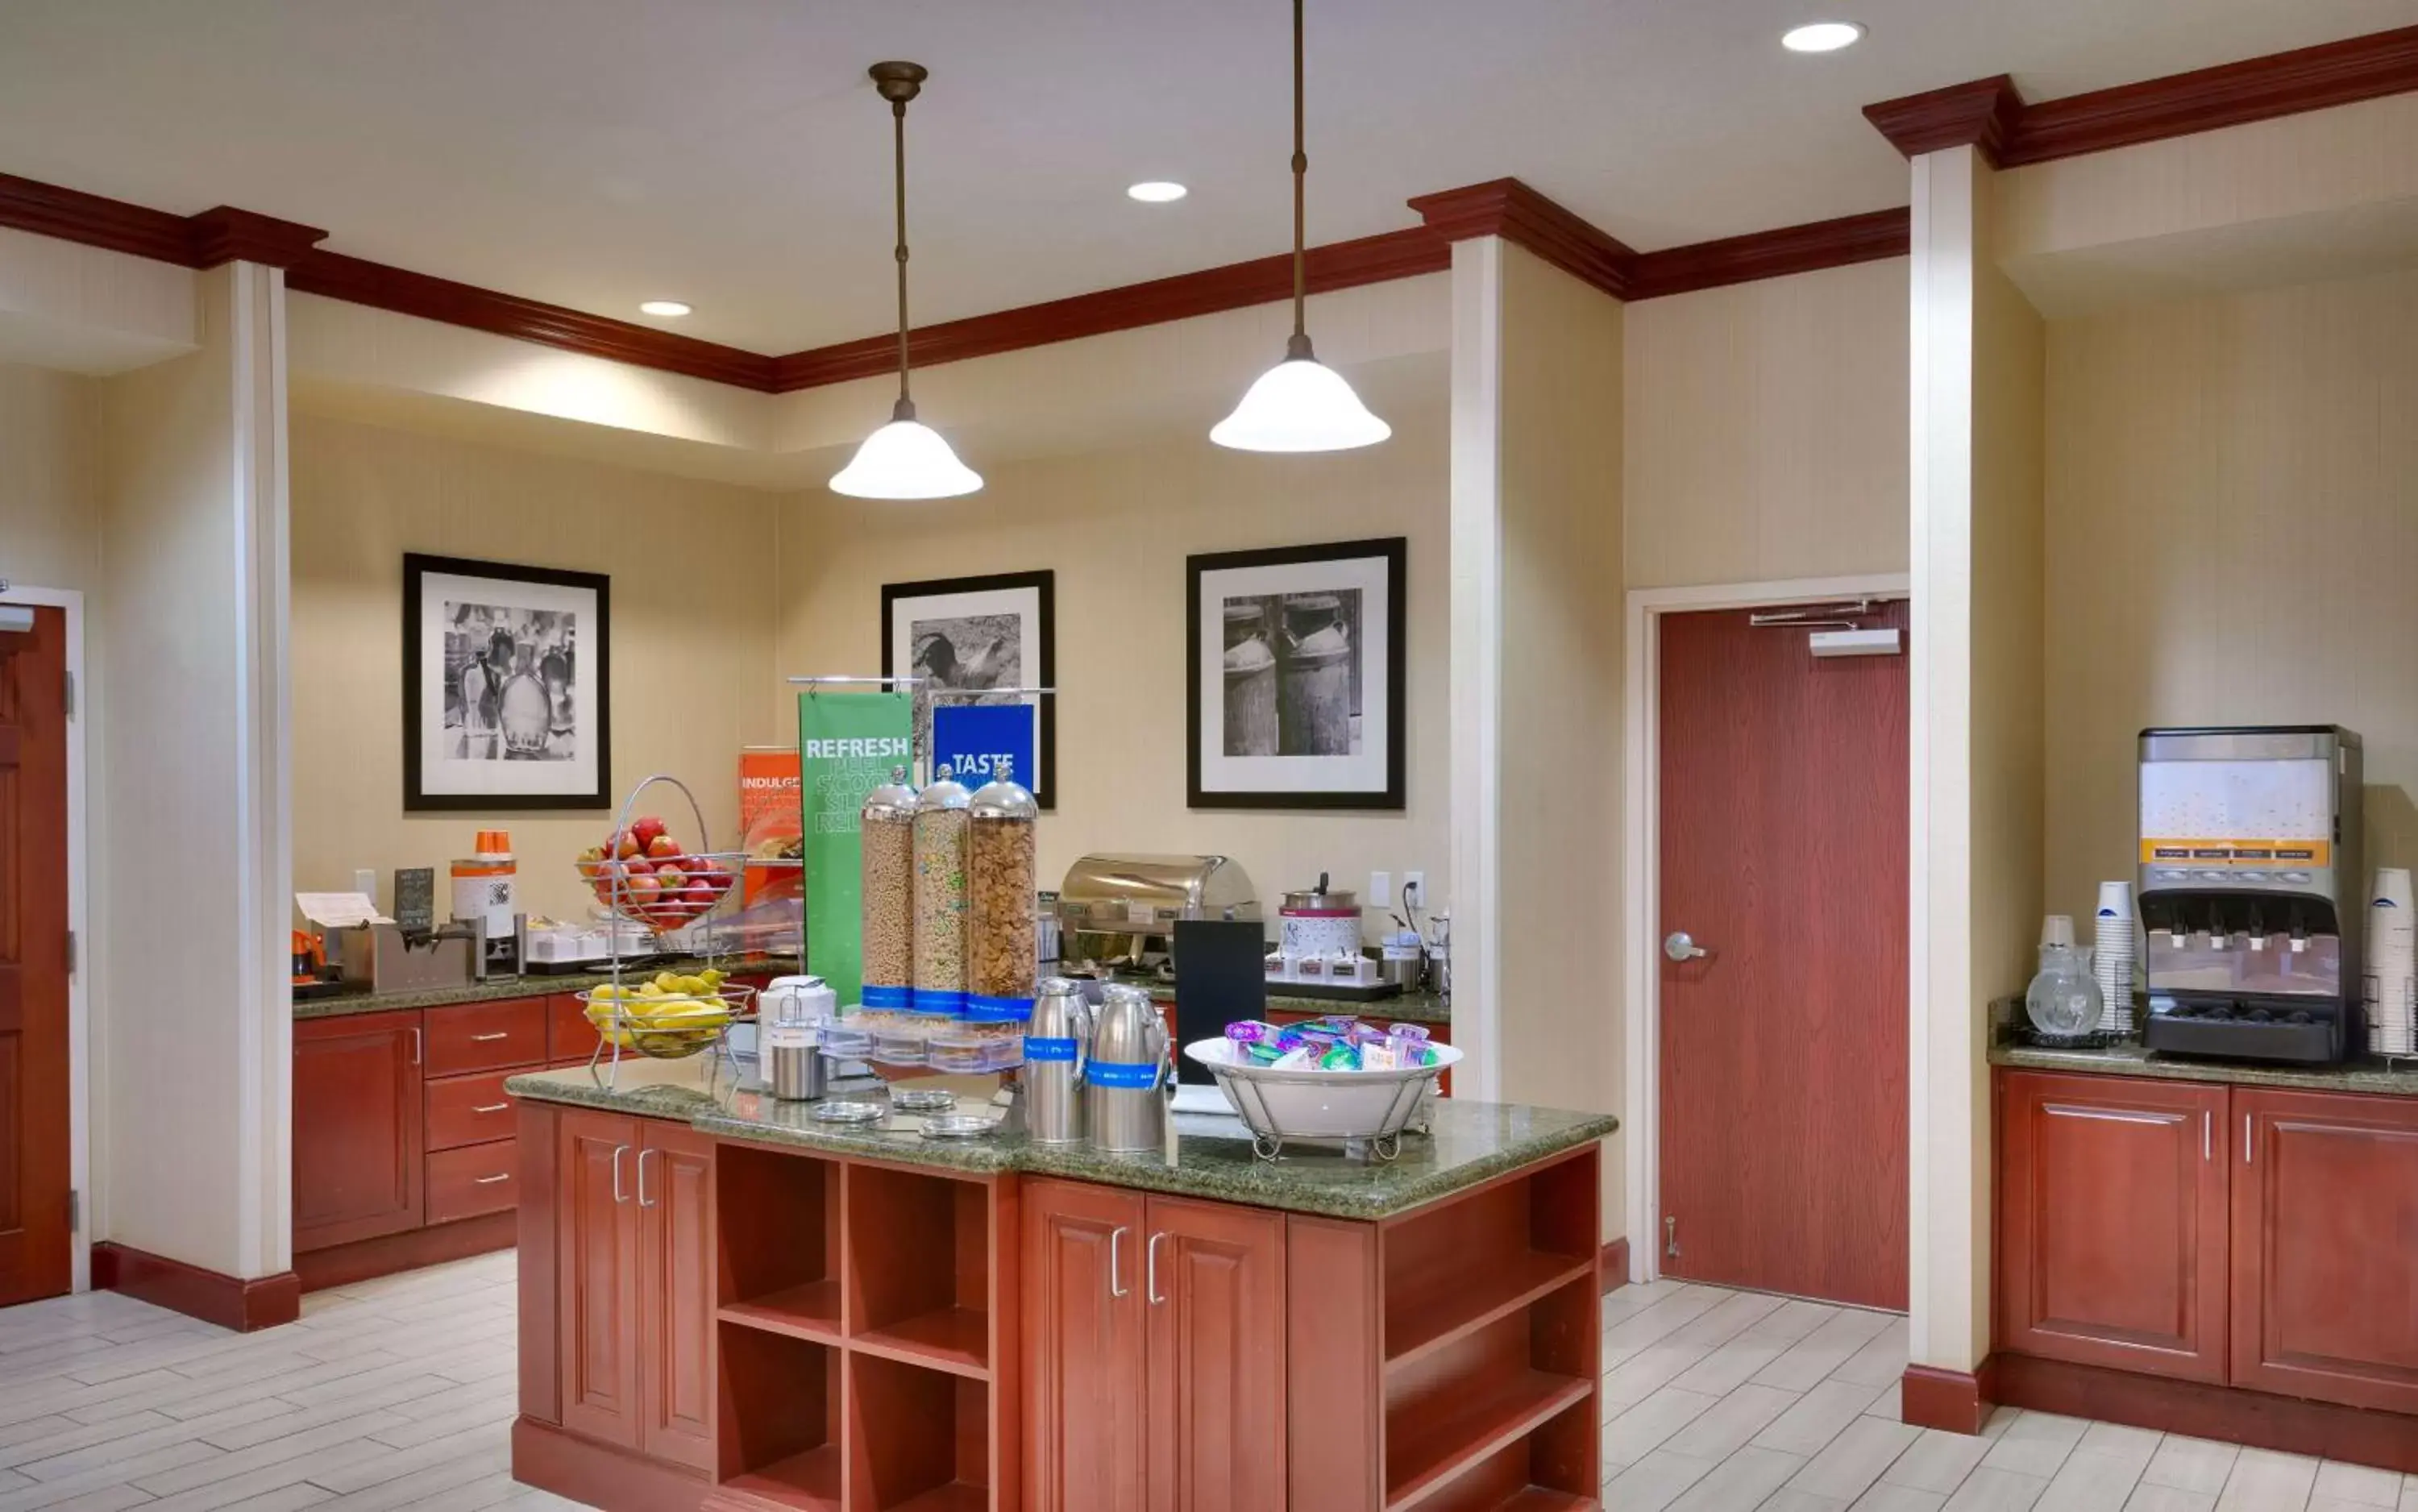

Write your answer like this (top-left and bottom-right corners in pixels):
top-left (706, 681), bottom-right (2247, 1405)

top-left (1663, 931), bottom-right (1710, 963)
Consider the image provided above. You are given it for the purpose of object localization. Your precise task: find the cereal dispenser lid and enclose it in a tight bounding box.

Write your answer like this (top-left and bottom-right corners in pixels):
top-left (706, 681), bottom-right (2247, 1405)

top-left (916, 766), bottom-right (972, 812)
top-left (970, 775), bottom-right (1037, 820)
top-left (861, 766), bottom-right (918, 821)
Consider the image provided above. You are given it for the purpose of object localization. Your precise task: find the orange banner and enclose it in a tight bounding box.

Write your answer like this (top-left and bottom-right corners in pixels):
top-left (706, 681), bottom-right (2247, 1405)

top-left (739, 748), bottom-right (802, 906)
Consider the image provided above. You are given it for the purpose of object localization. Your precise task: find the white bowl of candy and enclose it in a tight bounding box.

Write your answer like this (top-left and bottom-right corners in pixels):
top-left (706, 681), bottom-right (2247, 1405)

top-left (1182, 1018), bottom-right (1458, 1145)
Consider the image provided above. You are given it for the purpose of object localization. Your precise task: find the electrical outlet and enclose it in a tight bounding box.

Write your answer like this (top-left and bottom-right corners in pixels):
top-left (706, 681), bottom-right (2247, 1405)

top-left (1402, 872), bottom-right (1426, 909)
top-left (1369, 870), bottom-right (1393, 908)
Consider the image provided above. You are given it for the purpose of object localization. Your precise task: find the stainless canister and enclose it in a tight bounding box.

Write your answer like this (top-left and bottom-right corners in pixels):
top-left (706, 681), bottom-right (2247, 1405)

top-left (1085, 983), bottom-right (1170, 1153)
top-left (765, 1026), bottom-right (828, 1100)
top-left (1021, 977), bottom-right (1091, 1144)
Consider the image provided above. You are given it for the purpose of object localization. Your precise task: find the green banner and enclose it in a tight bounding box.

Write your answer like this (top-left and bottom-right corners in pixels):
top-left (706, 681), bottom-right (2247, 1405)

top-left (799, 691), bottom-right (913, 1008)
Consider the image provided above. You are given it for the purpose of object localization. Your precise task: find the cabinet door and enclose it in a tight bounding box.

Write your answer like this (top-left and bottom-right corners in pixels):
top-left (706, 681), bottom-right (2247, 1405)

top-left (1144, 1194), bottom-right (1286, 1512)
top-left (293, 1010), bottom-right (424, 1252)
top-left (557, 1109), bottom-right (642, 1449)
top-left (1024, 1178), bottom-right (1149, 1512)
top-left (1996, 1070), bottom-right (2229, 1381)
top-left (2232, 1087), bottom-right (2418, 1413)
top-left (638, 1124), bottom-right (717, 1473)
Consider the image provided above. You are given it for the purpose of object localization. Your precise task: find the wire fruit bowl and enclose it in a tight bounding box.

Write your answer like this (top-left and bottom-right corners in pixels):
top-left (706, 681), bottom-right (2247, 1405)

top-left (1182, 1037), bottom-right (1460, 1161)
top-left (580, 978), bottom-right (758, 1061)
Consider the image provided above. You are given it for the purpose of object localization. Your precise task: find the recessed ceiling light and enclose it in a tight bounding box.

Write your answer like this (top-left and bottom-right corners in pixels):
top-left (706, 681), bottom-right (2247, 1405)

top-left (1127, 181), bottom-right (1188, 203)
top-left (1781, 20), bottom-right (1864, 52)
top-left (638, 300), bottom-right (692, 318)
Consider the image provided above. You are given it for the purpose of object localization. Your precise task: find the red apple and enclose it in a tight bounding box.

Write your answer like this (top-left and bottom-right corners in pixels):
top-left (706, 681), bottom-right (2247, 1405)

top-left (682, 882), bottom-right (716, 908)
top-left (614, 831), bottom-right (643, 861)
top-left (654, 865), bottom-right (687, 892)
top-left (622, 873), bottom-right (662, 908)
top-left (631, 816), bottom-right (668, 849)
top-left (646, 834), bottom-right (683, 860)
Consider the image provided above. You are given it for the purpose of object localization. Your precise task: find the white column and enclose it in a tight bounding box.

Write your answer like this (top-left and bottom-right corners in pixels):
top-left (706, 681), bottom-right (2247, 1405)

top-left (1448, 236), bottom-right (1508, 1103)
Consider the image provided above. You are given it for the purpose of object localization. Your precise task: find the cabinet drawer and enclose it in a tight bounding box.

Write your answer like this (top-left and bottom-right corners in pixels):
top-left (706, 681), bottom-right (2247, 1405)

top-left (426, 998), bottom-right (548, 1076)
top-left (549, 991), bottom-right (603, 1065)
top-left (427, 1139), bottom-right (520, 1224)
top-left (426, 1070), bottom-right (520, 1152)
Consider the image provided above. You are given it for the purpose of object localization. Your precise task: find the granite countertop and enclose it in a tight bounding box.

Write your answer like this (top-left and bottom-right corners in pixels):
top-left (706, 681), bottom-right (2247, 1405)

top-left (1988, 1038), bottom-right (2418, 1097)
top-left (292, 955), bottom-right (804, 1020)
top-left (505, 1056), bottom-right (1614, 1222)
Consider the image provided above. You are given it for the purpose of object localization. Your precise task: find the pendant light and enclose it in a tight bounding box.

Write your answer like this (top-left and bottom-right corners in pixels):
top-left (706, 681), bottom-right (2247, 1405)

top-left (1211, 0), bottom-right (1390, 453)
top-left (831, 61), bottom-right (983, 500)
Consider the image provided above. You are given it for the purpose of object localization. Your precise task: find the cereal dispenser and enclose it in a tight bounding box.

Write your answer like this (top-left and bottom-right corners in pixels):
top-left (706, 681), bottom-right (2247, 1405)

top-left (966, 768), bottom-right (1039, 1020)
top-left (911, 767), bottom-right (973, 1017)
top-left (858, 768), bottom-right (916, 1011)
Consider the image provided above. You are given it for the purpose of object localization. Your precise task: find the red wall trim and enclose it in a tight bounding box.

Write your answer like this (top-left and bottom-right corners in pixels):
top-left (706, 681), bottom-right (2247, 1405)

top-left (1599, 1237), bottom-right (1631, 1294)
top-left (92, 1240), bottom-right (302, 1333)
top-left (1996, 1352), bottom-right (2418, 1475)
top-left (1867, 23), bottom-right (2418, 168)
top-left (0, 172), bottom-right (326, 269)
top-left (1901, 1360), bottom-right (1999, 1435)
top-left (1407, 177), bottom-right (1636, 299)
top-left (768, 225), bottom-right (1447, 393)
top-left (187, 206), bottom-right (329, 269)
top-left (1627, 207), bottom-right (1910, 301)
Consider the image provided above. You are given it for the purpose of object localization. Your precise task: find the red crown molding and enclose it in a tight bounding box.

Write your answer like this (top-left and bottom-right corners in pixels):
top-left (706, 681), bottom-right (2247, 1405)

top-left (287, 249), bottom-right (781, 390)
top-left (1868, 23), bottom-right (2418, 169)
top-left (1627, 207), bottom-right (1910, 301)
top-left (0, 168), bottom-right (202, 264)
top-left (769, 225), bottom-right (1446, 393)
top-left (187, 206), bottom-right (329, 269)
top-left (1863, 77), bottom-right (2025, 164)
top-left (1406, 177), bottom-right (1636, 299)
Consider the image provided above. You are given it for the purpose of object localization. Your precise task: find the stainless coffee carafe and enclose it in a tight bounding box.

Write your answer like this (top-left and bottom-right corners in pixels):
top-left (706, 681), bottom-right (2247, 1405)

top-left (1021, 978), bottom-right (1091, 1144)
top-left (1085, 983), bottom-right (1170, 1153)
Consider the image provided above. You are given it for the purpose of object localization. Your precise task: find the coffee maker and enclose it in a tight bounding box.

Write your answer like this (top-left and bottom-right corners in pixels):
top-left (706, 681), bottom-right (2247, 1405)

top-left (2138, 726), bottom-right (2362, 1064)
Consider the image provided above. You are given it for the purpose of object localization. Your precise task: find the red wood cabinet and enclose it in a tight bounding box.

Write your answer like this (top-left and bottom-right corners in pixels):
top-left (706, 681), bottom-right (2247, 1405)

top-left (553, 1109), bottom-right (717, 1470)
top-left (1996, 1070), bottom-right (2230, 1382)
top-left (1023, 1180), bottom-right (1284, 1512)
top-left (293, 1009), bottom-right (425, 1251)
top-left (2232, 1087), bottom-right (2418, 1414)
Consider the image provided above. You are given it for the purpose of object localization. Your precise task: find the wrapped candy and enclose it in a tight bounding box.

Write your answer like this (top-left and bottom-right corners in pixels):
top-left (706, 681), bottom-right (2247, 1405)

top-left (1225, 1020), bottom-right (1276, 1045)
top-left (1318, 1041), bottom-right (1362, 1071)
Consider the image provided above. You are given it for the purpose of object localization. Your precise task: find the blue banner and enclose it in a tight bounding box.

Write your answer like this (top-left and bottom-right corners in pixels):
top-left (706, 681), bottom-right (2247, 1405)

top-left (931, 702), bottom-right (1037, 791)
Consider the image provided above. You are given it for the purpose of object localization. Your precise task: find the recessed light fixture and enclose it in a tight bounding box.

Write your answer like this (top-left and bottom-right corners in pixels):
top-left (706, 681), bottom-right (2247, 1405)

top-left (638, 300), bottom-right (692, 318)
top-left (1781, 20), bottom-right (1864, 52)
top-left (1127, 181), bottom-right (1188, 203)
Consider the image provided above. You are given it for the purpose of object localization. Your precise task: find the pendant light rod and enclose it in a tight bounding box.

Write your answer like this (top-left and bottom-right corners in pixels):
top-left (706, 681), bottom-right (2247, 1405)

top-left (870, 60), bottom-right (929, 420)
top-left (1288, 0), bottom-right (1311, 359)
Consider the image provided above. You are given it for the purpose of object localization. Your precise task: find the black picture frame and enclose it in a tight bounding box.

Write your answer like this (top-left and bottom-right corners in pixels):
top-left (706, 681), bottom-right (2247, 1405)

top-left (880, 569), bottom-right (1057, 810)
top-left (1186, 536), bottom-right (1408, 810)
top-left (402, 552), bottom-right (613, 812)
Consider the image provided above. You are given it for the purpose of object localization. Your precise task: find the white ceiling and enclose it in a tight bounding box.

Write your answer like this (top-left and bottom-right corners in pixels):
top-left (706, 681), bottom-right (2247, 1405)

top-left (2, 0), bottom-right (2414, 353)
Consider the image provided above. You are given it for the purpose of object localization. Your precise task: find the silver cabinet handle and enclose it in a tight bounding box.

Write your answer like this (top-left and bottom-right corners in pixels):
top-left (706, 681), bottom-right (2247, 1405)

top-left (1109, 1226), bottom-right (1129, 1298)
top-left (1147, 1232), bottom-right (1167, 1305)
top-left (475, 1173), bottom-right (512, 1186)
top-left (2204, 1110), bottom-right (2212, 1161)
top-left (471, 1032), bottom-right (511, 1043)
top-left (409, 1028), bottom-right (422, 1065)
top-left (472, 1103), bottom-right (509, 1115)
top-left (1663, 931), bottom-right (1709, 962)
top-left (611, 1144), bottom-right (629, 1204)
top-left (637, 1148), bottom-right (659, 1208)
top-left (2244, 1114), bottom-right (2253, 1164)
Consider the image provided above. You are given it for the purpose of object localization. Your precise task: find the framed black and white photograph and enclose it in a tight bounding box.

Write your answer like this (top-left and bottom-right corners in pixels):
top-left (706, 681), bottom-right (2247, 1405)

top-left (1188, 537), bottom-right (1406, 809)
top-left (403, 553), bottom-right (611, 811)
top-left (881, 569), bottom-right (1056, 809)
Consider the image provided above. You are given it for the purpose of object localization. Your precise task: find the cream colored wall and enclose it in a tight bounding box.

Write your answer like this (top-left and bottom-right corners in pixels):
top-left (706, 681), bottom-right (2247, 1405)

top-left (289, 414), bottom-right (785, 920)
top-left (1623, 259), bottom-right (1910, 588)
top-left (775, 384), bottom-right (1451, 943)
top-left (1495, 245), bottom-right (1627, 1233)
top-left (0, 363), bottom-right (103, 590)
top-left (2045, 265), bottom-right (2418, 920)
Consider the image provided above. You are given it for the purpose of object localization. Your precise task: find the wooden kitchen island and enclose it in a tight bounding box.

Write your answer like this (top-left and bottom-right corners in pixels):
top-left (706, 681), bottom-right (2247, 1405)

top-left (505, 1057), bottom-right (1618, 1512)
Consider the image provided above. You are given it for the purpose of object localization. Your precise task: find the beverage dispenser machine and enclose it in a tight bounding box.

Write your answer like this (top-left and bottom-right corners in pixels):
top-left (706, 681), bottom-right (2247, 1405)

top-left (2138, 725), bottom-right (2362, 1063)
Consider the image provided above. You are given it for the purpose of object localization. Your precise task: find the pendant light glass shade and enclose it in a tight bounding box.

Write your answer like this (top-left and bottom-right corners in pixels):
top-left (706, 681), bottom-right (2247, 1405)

top-left (831, 60), bottom-right (981, 500)
top-left (831, 405), bottom-right (983, 499)
top-left (1211, 356), bottom-right (1390, 452)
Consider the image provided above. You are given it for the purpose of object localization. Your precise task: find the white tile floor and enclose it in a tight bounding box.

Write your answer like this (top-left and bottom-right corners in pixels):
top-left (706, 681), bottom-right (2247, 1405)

top-left (6, 1260), bottom-right (2413, 1512)
top-left (1599, 1279), bottom-right (2418, 1512)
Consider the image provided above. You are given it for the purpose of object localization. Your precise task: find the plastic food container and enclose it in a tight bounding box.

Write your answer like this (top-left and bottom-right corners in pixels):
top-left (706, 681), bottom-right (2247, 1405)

top-left (928, 1025), bottom-right (1027, 1074)
top-left (912, 771), bottom-right (972, 1016)
top-left (816, 1017), bottom-right (877, 1061)
top-left (869, 1016), bottom-right (932, 1066)
top-left (858, 769), bottom-right (917, 1011)
top-left (967, 773), bottom-right (1039, 1021)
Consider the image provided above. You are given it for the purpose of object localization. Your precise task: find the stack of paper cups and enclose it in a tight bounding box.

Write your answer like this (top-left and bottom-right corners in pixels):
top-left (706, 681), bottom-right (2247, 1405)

top-left (2093, 882), bottom-right (2136, 1035)
top-left (2370, 868), bottom-right (2416, 1056)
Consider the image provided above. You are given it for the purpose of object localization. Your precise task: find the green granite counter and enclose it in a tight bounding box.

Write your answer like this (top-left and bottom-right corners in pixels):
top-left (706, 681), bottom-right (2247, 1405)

top-left (292, 954), bottom-right (803, 1020)
top-left (505, 1056), bottom-right (1613, 1221)
top-left (1989, 1039), bottom-right (2418, 1097)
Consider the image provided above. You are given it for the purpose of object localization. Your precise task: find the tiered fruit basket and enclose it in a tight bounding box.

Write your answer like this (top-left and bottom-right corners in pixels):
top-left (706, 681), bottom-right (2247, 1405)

top-left (572, 774), bottom-right (757, 1088)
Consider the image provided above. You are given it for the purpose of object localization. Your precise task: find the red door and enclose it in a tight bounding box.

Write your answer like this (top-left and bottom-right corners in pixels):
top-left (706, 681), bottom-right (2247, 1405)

top-left (0, 604), bottom-right (72, 1308)
top-left (1657, 601), bottom-right (1909, 1308)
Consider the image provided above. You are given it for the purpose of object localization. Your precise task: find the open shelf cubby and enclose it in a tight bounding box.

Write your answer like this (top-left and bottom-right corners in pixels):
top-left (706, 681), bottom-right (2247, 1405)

top-left (718, 1147), bottom-right (842, 1343)
top-left (848, 1352), bottom-right (991, 1512)
top-left (1381, 1151), bottom-right (1597, 1372)
top-left (845, 1164), bottom-right (993, 1381)
top-left (716, 1324), bottom-right (843, 1512)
